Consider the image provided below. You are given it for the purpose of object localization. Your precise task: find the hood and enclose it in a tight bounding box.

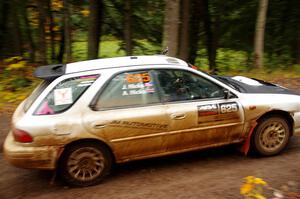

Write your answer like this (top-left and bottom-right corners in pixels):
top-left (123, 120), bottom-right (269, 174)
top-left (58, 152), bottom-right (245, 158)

top-left (215, 75), bottom-right (300, 95)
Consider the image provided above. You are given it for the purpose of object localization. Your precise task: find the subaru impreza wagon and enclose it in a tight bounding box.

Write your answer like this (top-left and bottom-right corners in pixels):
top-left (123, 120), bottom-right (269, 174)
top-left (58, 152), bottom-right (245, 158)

top-left (4, 55), bottom-right (300, 186)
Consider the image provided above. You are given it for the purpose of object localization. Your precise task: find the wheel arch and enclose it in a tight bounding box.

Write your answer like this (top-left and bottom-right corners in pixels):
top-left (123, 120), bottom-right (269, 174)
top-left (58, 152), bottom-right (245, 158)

top-left (256, 110), bottom-right (294, 136)
top-left (57, 138), bottom-right (116, 165)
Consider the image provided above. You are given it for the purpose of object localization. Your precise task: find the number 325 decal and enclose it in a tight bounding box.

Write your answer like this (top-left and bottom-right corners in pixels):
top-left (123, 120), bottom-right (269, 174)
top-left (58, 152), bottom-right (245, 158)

top-left (219, 102), bottom-right (239, 114)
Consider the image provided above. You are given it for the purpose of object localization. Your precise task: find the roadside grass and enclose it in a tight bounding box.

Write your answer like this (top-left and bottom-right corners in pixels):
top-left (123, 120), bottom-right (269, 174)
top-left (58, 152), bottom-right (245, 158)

top-left (72, 40), bottom-right (126, 61)
top-left (220, 67), bottom-right (300, 81)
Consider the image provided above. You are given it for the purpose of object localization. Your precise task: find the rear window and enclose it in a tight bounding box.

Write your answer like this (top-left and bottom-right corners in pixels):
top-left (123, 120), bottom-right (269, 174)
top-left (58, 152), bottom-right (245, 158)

top-left (24, 81), bottom-right (50, 112)
top-left (34, 75), bottom-right (99, 115)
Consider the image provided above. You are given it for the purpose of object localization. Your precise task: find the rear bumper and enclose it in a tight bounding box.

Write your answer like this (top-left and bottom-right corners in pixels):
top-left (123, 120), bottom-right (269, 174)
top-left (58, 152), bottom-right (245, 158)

top-left (3, 132), bottom-right (62, 170)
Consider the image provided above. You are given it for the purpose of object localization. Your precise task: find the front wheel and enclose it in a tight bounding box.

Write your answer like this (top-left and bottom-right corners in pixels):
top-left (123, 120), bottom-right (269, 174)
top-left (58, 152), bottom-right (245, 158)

top-left (252, 116), bottom-right (290, 156)
top-left (59, 142), bottom-right (112, 187)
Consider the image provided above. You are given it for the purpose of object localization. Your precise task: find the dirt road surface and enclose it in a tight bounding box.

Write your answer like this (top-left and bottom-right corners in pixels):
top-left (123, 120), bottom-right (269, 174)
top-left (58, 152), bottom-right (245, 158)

top-left (1, 78), bottom-right (300, 199)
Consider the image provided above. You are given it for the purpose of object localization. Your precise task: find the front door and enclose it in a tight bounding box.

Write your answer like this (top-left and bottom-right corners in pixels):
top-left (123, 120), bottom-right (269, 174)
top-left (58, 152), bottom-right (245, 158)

top-left (153, 69), bottom-right (244, 152)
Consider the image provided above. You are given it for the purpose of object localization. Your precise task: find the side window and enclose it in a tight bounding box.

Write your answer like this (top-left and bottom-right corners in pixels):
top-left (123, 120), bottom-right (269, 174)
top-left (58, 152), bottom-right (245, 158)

top-left (35, 75), bottom-right (99, 115)
top-left (154, 69), bottom-right (225, 102)
top-left (94, 71), bottom-right (160, 109)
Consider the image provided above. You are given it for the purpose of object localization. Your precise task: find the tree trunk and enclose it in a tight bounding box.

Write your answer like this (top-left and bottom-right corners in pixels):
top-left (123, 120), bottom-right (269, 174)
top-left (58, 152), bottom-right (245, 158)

top-left (37, 0), bottom-right (47, 64)
top-left (162, 0), bottom-right (180, 57)
top-left (203, 0), bottom-right (217, 73)
top-left (291, 0), bottom-right (300, 64)
top-left (294, 37), bottom-right (300, 64)
top-left (88, 0), bottom-right (103, 59)
top-left (21, 0), bottom-right (35, 62)
top-left (124, 0), bottom-right (133, 56)
top-left (7, 0), bottom-right (22, 57)
top-left (291, 26), bottom-right (300, 64)
top-left (178, 0), bottom-right (190, 61)
top-left (57, 28), bottom-right (65, 63)
top-left (188, 0), bottom-right (203, 64)
top-left (0, 1), bottom-right (9, 58)
top-left (254, 0), bottom-right (268, 69)
top-left (47, 0), bottom-right (56, 62)
top-left (63, 0), bottom-right (72, 62)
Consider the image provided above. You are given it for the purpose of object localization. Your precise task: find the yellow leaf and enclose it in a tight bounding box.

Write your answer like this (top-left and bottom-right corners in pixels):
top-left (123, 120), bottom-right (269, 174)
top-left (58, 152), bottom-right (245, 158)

top-left (240, 183), bottom-right (253, 195)
top-left (51, 0), bottom-right (63, 11)
top-left (81, 9), bottom-right (90, 17)
top-left (17, 95), bottom-right (26, 100)
top-left (244, 176), bottom-right (255, 183)
top-left (4, 56), bottom-right (22, 63)
top-left (253, 194), bottom-right (266, 199)
top-left (53, 25), bottom-right (60, 32)
top-left (7, 61), bottom-right (27, 70)
top-left (254, 178), bottom-right (267, 186)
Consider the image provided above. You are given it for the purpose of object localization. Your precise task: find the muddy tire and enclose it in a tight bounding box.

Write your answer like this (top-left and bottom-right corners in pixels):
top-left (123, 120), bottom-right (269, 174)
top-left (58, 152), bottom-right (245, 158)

top-left (251, 116), bottom-right (290, 156)
top-left (59, 142), bottom-right (112, 187)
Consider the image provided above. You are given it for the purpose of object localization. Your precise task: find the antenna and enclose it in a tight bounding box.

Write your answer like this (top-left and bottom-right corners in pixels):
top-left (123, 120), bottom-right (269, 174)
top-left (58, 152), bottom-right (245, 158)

top-left (161, 47), bottom-right (169, 55)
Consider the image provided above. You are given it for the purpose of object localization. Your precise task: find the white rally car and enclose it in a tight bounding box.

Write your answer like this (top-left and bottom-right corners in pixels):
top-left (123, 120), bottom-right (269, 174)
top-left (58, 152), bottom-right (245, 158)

top-left (4, 55), bottom-right (300, 186)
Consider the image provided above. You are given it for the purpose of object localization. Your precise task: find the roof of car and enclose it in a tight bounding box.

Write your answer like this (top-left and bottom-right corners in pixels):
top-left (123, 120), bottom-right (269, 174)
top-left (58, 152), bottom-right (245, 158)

top-left (34, 55), bottom-right (188, 80)
top-left (65, 55), bottom-right (188, 73)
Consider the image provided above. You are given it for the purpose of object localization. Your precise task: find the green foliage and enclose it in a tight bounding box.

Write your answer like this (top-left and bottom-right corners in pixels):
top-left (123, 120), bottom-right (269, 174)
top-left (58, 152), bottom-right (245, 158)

top-left (10, 77), bottom-right (31, 88)
top-left (1, 0), bottom-right (300, 108)
top-left (0, 57), bottom-right (37, 105)
top-left (195, 48), bottom-right (249, 72)
top-left (102, 0), bottom-right (164, 46)
top-left (72, 38), bottom-right (161, 60)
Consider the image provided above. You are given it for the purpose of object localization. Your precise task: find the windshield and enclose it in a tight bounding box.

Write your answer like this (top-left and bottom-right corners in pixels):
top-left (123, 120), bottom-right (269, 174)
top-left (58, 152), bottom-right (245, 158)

top-left (23, 81), bottom-right (51, 112)
top-left (191, 70), bottom-right (243, 92)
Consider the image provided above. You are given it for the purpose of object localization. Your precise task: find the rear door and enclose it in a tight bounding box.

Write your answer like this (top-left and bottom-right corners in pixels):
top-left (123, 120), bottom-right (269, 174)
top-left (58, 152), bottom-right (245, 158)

top-left (83, 70), bottom-right (169, 162)
top-left (153, 69), bottom-right (244, 152)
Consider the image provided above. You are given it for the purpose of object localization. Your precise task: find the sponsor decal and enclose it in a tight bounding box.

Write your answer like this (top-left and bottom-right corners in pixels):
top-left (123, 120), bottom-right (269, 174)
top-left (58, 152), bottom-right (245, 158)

top-left (219, 102), bottom-right (239, 114)
top-left (198, 102), bottom-right (240, 124)
top-left (122, 72), bottom-right (156, 96)
top-left (77, 75), bottom-right (98, 87)
top-left (198, 102), bottom-right (239, 116)
top-left (54, 87), bottom-right (73, 105)
top-left (126, 73), bottom-right (151, 83)
top-left (109, 120), bottom-right (168, 130)
top-left (198, 104), bottom-right (218, 116)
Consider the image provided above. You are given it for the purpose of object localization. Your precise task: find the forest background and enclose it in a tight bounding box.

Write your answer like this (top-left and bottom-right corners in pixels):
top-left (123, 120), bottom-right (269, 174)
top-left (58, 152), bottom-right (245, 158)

top-left (0, 0), bottom-right (299, 106)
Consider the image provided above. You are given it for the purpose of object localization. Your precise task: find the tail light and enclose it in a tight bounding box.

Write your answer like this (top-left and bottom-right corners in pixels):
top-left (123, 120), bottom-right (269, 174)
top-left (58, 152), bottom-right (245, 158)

top-left (13, 129), bottom-right (33, 143)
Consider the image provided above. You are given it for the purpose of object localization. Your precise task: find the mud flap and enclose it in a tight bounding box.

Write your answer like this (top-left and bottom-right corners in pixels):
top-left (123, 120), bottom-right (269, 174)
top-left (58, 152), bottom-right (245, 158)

top-left (241, 122), bottom-right (257, 155)
top-left (50, 147), bottom-right (65, 186)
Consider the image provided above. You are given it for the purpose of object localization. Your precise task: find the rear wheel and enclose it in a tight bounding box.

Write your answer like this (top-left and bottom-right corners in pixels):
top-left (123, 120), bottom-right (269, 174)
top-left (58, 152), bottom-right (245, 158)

top-left (59, 142), bottom-right (112, 187)
top-left (252, 116), bottom-right (290, 156)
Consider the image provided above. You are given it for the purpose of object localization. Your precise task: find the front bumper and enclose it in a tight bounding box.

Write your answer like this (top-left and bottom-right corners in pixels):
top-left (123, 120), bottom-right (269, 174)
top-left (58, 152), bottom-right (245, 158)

top-left (3, 132), bottom-right (62, 170)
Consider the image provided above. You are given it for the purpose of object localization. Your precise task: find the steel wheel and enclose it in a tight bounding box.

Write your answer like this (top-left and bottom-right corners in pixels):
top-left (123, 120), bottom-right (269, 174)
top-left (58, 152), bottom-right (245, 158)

top-left (59, 142), bottom-right (112, 187)
top-left (252, 116), bottom-right (290, 156)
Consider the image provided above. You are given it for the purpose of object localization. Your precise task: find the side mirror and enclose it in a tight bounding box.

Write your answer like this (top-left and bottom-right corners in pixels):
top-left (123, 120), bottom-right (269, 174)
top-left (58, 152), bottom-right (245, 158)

top-left (224, 90), bottom-right (230, 99)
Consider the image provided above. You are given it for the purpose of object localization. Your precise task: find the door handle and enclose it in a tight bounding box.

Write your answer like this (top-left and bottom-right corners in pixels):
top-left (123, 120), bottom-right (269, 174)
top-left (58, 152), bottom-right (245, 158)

top-left (171, 113), bottom-right (186, 120)
top-left (93, 123), bottom-right (106, 129)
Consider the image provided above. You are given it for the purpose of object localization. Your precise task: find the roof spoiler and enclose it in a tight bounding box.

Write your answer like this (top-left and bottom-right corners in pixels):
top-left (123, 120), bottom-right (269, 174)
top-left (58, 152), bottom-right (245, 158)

top-left (34, 64), bottom-right (66, 80)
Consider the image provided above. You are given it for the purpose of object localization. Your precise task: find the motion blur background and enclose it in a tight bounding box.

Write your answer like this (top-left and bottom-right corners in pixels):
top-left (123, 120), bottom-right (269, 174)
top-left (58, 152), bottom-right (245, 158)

top-left (0, 0), bottom-right (299, 107)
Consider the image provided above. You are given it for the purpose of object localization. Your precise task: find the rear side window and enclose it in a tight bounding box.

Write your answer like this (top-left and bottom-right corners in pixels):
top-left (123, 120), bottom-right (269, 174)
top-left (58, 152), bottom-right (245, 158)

top-left (93, 71), bottom-right (160, 110)
top-left (24, 81), bottom-right (50, 112)
top-left (34, 75), bottom-right (99, 115)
